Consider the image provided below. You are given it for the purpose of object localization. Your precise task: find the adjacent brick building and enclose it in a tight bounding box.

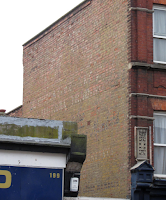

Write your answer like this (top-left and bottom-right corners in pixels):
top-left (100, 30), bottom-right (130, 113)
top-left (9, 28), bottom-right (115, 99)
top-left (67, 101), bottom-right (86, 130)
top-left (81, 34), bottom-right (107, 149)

top-left (18, 0), bottom-right (166, 198)
top-left (6, 105), bottom-right (22, 117)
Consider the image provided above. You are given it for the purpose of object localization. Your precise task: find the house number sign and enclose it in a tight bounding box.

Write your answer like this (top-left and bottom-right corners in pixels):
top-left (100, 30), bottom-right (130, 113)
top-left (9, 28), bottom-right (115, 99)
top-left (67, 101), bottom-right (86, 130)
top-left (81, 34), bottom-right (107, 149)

top-left (135, 127), bottom-right (148, 160)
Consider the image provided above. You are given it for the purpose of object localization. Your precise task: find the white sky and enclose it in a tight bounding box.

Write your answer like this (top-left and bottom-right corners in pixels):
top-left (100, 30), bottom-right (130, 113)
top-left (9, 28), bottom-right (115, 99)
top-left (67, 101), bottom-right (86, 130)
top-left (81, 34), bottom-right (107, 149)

top-left (0, 0), bottom-right (83, 113)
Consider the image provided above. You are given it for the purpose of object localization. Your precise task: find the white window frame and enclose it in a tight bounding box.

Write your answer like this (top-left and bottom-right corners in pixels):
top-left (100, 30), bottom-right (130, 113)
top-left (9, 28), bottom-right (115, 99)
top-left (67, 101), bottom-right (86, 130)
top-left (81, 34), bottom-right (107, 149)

top-left (153, 5), bottom-right (166, 64)
top-left (154, 112), bottom-right (166, 178)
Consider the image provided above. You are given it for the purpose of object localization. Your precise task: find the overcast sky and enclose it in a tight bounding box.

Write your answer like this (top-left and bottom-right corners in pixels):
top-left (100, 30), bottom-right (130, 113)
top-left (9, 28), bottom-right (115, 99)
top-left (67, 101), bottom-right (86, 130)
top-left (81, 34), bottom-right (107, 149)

top-left (0, 0), bottom-right (83, 113)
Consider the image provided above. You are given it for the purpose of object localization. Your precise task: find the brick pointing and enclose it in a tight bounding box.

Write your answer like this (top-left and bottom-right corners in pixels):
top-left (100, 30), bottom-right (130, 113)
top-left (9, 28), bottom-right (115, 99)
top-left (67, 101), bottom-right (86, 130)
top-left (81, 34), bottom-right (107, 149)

top-left (23, 0), bottom-right (130, 198)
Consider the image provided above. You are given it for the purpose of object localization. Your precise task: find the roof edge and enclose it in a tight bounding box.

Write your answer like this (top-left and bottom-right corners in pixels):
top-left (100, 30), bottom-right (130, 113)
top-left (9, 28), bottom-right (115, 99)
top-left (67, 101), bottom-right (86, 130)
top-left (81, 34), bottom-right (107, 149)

top-left (23, 0), bottom-right (92, 47)
top-left (6, 105), bottom-right (22, 115)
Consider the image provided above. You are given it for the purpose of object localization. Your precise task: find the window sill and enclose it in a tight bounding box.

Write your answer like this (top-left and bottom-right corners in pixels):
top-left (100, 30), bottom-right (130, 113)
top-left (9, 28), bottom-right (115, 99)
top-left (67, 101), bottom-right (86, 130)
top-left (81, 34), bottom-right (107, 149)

top-left (154, 174), bottom-right (166, 179)
top-left (153, 61), bottom-right (166, 65)
top-left (154, 143), bottom-right (166, 147)
top-left (130, 62), bottom-right (166, 70)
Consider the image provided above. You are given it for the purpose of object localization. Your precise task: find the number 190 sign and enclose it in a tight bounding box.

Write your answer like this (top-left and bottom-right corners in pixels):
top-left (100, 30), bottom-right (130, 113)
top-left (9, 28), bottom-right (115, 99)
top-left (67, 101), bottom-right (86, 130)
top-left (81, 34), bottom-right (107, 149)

top-left (0, 166), bottom-right (63, 200)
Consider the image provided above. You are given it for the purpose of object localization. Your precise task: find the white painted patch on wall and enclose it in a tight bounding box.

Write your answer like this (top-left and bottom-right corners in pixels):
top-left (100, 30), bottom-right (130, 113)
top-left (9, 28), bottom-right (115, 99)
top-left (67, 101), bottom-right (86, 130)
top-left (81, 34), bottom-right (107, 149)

top-left (0, 150), bottom-right (66, 168)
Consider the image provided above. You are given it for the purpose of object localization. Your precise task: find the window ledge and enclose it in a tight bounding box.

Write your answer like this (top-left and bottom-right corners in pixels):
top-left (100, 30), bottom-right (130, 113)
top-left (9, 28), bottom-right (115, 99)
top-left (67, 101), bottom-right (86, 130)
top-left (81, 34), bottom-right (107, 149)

top-left (154, 174), bottom-right (166, 179)
top-left (130, 62), bottom-right (166, 70)
top-left (153, 61), bottom-right (166, 65)
top-left (154, 143), bottom-right (166, 147)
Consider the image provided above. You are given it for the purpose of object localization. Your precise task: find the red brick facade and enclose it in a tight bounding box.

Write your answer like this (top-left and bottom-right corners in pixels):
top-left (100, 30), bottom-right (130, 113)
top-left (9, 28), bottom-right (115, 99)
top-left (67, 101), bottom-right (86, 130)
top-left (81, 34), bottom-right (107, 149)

top-left (130, 0), bottom-right (166, 169)
top-left (21, 0), bottom-right (166, 198)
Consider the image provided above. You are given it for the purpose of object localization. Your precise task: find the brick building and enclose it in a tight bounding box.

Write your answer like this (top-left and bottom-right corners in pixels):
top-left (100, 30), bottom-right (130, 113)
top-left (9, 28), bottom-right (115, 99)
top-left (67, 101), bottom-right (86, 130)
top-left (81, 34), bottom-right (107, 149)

top-left (7, 105), bottom-right (22, 117)
top-left (15, 0), bottom-right (166, 198)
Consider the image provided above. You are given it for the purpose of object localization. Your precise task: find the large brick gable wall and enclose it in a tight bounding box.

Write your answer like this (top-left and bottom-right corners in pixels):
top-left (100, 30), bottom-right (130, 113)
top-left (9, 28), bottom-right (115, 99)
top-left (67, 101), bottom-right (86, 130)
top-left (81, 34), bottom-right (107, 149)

top-left (23, 0), bottom-right (130, 198)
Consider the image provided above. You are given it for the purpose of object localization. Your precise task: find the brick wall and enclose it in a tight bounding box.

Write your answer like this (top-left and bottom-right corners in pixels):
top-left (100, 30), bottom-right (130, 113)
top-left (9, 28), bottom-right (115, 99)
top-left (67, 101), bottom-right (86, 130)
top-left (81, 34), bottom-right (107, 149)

top-left (130, 67), bottom-right (166, 165)
top-left (130, 0), bottom-right (166, 167)
top-left (131, 0), bottom-right (153, 63)
top-left (23, 0), bottom-right (131, 198)
top-left (6, 105), bottom-right (23, 117)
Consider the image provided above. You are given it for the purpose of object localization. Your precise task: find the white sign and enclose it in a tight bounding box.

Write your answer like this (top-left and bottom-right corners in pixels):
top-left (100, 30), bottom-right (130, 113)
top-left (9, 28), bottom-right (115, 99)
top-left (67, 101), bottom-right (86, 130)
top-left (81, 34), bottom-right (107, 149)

top-left (70, 177), bottom-right (79, 192)
top-left (135, 127), bottom-right (148, 160)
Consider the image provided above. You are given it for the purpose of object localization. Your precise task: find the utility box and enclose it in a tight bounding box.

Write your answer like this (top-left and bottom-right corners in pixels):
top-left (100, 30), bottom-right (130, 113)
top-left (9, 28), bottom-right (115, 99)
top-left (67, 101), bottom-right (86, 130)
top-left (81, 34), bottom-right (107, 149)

top-left (130, 160), bottom-right (154, 200)
top-left (131, 160), bottom-right (154, 185)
